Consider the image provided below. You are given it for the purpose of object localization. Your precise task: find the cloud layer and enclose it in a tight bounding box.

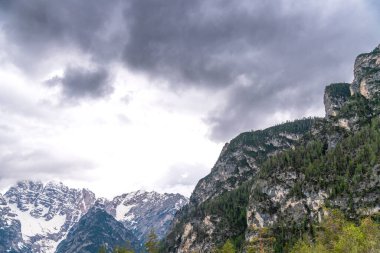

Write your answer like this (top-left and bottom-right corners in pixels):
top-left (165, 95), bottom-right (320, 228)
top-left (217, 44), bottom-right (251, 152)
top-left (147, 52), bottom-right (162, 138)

top-left (2, 0), bottom-right (380, 140)
top-left (1, 0), bottom-right (380, 195)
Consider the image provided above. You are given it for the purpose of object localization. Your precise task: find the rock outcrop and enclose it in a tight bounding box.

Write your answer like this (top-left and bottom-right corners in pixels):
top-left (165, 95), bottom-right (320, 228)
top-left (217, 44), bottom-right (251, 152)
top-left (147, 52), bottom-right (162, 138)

top-left (351, 44), bottom-right (380, 99)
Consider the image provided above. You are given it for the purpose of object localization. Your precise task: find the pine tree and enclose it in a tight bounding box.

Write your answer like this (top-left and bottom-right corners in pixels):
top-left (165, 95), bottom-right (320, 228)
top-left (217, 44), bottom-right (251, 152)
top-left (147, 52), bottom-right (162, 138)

top-left (145, 229), bottom-right (159, 253)
top-left (219, 239), bottom-right (236, 253)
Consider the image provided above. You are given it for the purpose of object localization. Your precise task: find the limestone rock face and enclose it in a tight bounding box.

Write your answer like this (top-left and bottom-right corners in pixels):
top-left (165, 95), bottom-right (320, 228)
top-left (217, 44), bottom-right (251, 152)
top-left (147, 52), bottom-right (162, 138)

top-left (351, 44), bottom-right (380, 99)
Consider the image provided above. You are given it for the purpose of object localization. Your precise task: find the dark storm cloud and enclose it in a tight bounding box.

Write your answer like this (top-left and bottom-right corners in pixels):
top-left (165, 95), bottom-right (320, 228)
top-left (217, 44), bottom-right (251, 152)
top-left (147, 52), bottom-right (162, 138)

top-left (0, 0), bottom-right (124, 99)
top-left (48, 66), bottom-right (113, 100)
top-left (1, 0), bottom-right (380, 140)
top-left (122, 0), bottom-right (380, 140)
top-left (0, 0), bottom-right (125, 63)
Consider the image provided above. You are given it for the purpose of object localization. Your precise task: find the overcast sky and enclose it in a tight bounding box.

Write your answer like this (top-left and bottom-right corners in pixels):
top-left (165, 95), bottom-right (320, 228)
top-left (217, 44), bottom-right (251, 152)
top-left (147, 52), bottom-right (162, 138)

top-left (0, 0), bottom-right (379, 198)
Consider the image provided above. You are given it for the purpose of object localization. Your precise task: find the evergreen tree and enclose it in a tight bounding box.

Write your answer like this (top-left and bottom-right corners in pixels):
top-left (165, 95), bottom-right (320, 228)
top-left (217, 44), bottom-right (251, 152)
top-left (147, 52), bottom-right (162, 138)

top-left (145, 229), bottom-right (159, 253)
top-left (219, 239), bottom-right (236, 253)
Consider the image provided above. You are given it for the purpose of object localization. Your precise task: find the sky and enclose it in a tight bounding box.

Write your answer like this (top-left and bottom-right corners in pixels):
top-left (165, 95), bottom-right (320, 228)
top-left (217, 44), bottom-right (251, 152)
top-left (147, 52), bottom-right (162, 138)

top-left (0, 0), bottom-right (380, 198)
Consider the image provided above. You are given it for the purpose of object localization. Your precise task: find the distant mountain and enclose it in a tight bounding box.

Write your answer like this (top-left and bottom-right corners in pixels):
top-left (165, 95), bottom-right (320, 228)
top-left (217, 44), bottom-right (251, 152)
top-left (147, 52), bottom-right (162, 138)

top-left (1, 181), bottom-right (96, 253)
top-left (0, 181), bottom-right (188, 253)
top-left (55, 206), bottom-right (141, 253)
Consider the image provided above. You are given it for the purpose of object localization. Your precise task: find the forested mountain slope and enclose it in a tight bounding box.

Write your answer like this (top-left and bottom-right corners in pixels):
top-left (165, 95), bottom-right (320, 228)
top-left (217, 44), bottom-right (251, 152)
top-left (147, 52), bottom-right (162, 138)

top-left (163, 44), bottom-right (380, 252)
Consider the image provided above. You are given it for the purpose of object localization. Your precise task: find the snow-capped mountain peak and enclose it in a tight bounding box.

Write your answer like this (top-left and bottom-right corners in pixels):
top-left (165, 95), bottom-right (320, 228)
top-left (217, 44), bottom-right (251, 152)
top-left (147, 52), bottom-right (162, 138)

top-left (1, 181), bottom-right (96, 253)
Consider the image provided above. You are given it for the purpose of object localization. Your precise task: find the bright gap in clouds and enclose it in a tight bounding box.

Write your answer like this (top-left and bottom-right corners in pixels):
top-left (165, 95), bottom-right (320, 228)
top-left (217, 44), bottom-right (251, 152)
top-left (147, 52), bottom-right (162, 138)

top-left (0, 63), bottom-right (223, 198)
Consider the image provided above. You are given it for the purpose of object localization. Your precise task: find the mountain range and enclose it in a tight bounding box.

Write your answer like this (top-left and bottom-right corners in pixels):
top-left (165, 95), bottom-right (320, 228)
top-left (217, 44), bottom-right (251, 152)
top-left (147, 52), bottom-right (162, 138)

top-left (0, 181), bottom-right (188, 253)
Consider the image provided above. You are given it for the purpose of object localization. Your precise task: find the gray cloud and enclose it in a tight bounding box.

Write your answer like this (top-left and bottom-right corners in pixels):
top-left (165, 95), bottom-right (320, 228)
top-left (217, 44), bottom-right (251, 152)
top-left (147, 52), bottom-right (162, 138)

top-left (1, 0), bottom-right (380, 140)
top-left (0, 0), bottom-right (123, 99)
top-left (160, 163), bottom-right (209, 188)
top-left (0, 0), bottom-right (125, 65)
top-left (122, 0), bottom-right (380, 140)
top-left (0, 127), bottom-right (94, 189)
top-left (47, 66), bottom-right (113, 100)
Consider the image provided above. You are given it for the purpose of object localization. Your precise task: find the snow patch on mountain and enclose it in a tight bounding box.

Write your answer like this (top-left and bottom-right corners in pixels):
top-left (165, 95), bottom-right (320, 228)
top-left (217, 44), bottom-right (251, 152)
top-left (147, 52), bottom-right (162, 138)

top-left (116, 204), bottom-right (136, 220)
top-left (8, 203), bottom-right (66, 240)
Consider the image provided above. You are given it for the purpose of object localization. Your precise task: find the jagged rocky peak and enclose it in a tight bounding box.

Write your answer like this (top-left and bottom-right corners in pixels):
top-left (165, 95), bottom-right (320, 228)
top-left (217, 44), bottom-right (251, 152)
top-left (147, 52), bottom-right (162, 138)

top-left (324, 83), bottom-right (351, 118)
top-left (323, 44), bottom-right (380, 120)
top-left (351, 44), bottom-right (380, 98)
top-left (5, 180), bottom-right (96, 219)
top-left (321, 44), bottom-right (380, 131)
top-left (1, 180), bottom-right (97, 253)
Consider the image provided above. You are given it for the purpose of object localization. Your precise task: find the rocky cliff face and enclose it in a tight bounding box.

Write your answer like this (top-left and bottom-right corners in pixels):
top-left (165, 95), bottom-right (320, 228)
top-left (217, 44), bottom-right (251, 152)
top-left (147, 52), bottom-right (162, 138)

top-left (164, 44), bottom-right (380, 252)
top-left (351, 44), bottom-right (380, 99)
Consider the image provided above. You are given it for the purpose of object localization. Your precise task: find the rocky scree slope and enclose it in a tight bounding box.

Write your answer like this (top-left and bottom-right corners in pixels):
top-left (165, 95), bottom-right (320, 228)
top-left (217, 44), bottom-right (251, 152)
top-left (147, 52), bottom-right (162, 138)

top-left (164, 44), bottom-right (380, 252)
